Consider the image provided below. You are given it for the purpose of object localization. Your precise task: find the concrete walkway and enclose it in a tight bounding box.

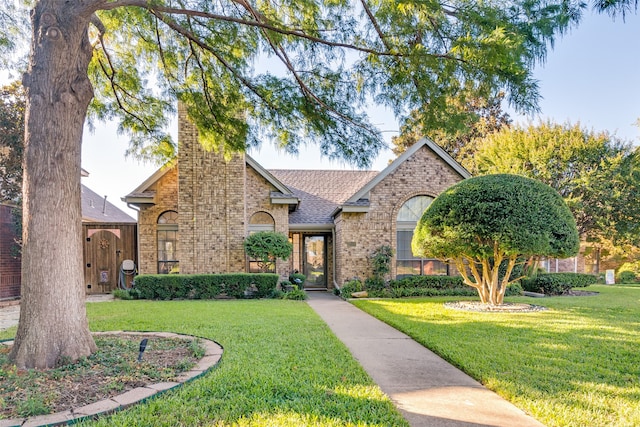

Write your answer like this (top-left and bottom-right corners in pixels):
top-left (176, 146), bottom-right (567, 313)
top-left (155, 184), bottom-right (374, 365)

top-left (306, 291), bottom-right (544, 427)
top-left (0, 294), bottom-right (114, 331)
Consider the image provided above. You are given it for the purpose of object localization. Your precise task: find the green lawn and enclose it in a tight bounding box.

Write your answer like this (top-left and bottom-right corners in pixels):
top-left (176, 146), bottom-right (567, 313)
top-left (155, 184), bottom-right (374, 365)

top-left (1, 300), bottom-right (407, 426)
top-left (351, 285), bottom-right (640, 427)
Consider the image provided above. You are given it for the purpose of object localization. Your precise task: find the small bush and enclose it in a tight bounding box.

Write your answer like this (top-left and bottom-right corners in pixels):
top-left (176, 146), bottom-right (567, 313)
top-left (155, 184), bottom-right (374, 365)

top-left (289, 273), bottom-right (306, 287)
top-left (112, 289), bottom-right (135, 300)
top-left (521, 273), bottom-right (597, 295)
top-left (340, 279), bottom-right (364, 298)
top-left (617, 261), bottom-right (640, 279)
top-left (505, 281), bottom-right (523, 296)
top-left (364, 277), bottom-right (385, 292)
top-left (283, 287), bottom-right (307, 300)
top-left (616, 270), bottom-right (637, 284)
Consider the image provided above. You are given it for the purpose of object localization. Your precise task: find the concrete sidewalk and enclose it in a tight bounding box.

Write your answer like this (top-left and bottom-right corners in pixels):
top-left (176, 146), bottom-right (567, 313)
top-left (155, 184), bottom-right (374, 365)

top-left (0, 294), bottom-right (114, 331)
top-left (306, 291), bottom-right (544, 427)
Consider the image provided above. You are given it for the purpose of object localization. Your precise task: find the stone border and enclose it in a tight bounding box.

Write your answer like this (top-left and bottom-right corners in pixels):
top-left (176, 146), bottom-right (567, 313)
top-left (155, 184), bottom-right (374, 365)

top-left (0, 331), bottom-right (223, 427)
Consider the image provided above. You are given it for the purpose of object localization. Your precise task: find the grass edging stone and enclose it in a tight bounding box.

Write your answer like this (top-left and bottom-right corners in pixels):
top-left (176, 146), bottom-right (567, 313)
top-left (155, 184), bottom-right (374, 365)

top-left (0, 332), bottom-right (223, 427)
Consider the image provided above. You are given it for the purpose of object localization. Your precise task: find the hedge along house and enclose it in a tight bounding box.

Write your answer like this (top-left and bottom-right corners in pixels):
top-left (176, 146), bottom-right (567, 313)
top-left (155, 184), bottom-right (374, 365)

top-left (123, 108), bottom-right (471, 289)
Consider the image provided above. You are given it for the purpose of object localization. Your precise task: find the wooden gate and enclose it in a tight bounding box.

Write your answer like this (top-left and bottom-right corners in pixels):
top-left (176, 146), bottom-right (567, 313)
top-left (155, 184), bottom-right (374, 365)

top-left (83, 223), bottom-right (137, 294)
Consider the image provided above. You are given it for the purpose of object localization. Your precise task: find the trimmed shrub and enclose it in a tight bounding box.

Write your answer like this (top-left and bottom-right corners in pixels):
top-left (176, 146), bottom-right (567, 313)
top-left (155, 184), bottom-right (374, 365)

top-left (616, 270), bottom-right (637, 284)
top-left (340, 279), bottom-right (365, 298)
top-left (133, 273), bottom-right (279, 300)
top-left (505, 281), bottom-right (523, 296)
top-left (389, 275), bottom-right (465, 290)
top-left (521, 273), bottom-right (597, 295)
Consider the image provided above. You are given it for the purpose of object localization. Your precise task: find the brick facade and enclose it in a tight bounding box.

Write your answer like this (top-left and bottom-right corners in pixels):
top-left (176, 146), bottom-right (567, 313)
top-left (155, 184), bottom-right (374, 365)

top-left (137, 167), bottom-right (179, 274)
top-left (334, 146), bottom-right (464, 284)
top-left (0, 204), bottom-right (21, 299)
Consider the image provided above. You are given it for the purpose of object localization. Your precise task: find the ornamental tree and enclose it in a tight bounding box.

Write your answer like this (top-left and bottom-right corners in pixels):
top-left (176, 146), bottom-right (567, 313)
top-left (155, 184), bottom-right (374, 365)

top-left (412, 174), bottom-right (579, 305)
top-left (244, 231), bottom-right (293, 273)
top-left (0, 0), bottom-right (585, 368)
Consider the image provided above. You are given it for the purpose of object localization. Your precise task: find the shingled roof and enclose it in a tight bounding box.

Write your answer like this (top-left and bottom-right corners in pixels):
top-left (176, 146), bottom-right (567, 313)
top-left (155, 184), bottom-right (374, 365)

top-left (269, 169), bottom-right (378, 227)
top-left (82, 184), bottom-right (136, 223)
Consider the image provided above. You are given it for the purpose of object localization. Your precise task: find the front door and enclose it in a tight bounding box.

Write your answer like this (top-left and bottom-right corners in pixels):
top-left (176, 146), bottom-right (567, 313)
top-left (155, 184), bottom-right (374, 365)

top-left (303, 235), bottom-right (326, 288)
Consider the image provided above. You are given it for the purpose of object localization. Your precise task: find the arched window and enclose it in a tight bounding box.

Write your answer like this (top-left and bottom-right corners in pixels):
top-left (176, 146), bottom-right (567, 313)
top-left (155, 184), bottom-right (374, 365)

top-left (248, 211), bottom-right (275, 232)
top-left (247, 211), bottom-right (276, 272)
top-left (157, 211), bottom-right (178, 274)
top-left (396, 196), bottom-right (447, 278)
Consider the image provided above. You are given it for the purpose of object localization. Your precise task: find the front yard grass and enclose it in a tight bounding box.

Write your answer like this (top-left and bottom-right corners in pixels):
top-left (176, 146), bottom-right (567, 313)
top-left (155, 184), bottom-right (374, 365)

top-left (72, 299), bottom-right (408, 426)
top-left (351, 284), bottom-right (640, 427)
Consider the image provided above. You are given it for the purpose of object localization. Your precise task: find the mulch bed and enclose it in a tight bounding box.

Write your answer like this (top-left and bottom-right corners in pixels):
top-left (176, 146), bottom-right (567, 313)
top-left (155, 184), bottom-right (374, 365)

top-left (0, 334), bottom-right (202, 419)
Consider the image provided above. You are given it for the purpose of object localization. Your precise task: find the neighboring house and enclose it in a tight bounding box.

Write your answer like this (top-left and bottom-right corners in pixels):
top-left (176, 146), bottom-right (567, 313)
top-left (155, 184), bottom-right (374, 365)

top-left (123, 108), bottom-right (471, 289)
top-left (80, 175), bottom-right (138, 294)
top-left (0, 171), bottom-right (138, 300)
top-left (0, 202), bottom-right (20, 300)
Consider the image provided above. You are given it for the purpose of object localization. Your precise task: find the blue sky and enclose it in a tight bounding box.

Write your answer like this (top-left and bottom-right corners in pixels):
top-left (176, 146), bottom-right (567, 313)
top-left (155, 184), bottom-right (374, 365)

top-left (75, 10), bottom-right (640, 213)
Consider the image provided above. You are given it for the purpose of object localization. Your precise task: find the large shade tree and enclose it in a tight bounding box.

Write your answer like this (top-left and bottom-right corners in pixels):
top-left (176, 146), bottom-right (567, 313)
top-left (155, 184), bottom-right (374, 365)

top-left (412, 174), bottom-right (579, 305)
top-left (465, 121), bottom-right (640, 271)
top-left (0, 0), bottom-right (586, 368)
top-left (391, 92), bottom-right (512, 163)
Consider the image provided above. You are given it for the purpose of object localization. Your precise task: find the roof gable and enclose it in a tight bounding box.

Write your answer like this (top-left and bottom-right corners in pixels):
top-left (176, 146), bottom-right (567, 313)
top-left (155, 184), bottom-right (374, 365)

top-left (344, 137), bottom-right (470, 205)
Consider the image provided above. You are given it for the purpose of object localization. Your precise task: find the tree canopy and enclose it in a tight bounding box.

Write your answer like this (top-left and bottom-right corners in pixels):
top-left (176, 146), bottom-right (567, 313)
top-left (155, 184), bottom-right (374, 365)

top-left (0, 0), bottom-right (590, 368)
top-left (391, 93), bottom-right (511, 162)
top-left (412, 174), bottom-right (579, 305)
top-left (465, 121), bottom-right (640, 254)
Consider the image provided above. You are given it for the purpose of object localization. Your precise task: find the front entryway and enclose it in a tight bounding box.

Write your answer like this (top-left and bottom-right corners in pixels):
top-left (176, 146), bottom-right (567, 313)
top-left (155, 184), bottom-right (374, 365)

top-left (303, 235), bottom-right (326, 289)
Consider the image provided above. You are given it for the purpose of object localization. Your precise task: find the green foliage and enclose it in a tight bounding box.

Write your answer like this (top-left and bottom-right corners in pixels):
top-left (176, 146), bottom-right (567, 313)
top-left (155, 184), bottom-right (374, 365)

top-left (112, 289), bottom-right (135, 300)
top-left (370, 245), bottom-right (393, 280)
top-left (288, 272), bottom-right (306, 287)
top-left (243, 232), bottom-right (293, 272)
top-left (282, 287), bottom-right (308, 300)
top-left (133, 273), bottom-right (278, 300)
top-left (0, 82), bottom-right (25, 203)
top-left (340, 279), bottom-right (365, 299)
top-left (615, 270), bottom-right (637, 284)
top-left (3, 0), bottom-right (587, 168)
top-left (413, 174), bottom-right (579, 305)
top-left (392, 93), bottom-right (511, 162)
top-left (521, 273), bottom-right (597, 295)
top-left (466, 121), bottom-right (640, 249)
top-left (390, 275), bottom-right (465, 289)
top-left (363, 275), bottom-right (522, 298)
top-left (617, 261), bottom-right (640, 282)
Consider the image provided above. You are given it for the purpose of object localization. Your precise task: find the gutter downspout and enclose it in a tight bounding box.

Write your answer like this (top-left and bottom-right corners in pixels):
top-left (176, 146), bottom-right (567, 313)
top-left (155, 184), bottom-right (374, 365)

top-left (126, 203), bottom-right (141, 275)
top-left (332, 225), bottom-right (339, 291)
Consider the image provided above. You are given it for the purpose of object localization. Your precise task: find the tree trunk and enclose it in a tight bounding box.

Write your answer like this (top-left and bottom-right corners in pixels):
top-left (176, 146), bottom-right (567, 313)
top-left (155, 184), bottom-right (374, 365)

top-left (9, 0), bottom-right (97, 368)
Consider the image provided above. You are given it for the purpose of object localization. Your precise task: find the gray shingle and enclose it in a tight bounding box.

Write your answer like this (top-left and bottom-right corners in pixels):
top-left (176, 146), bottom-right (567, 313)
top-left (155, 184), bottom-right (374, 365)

top-left (268, 170), bottom-right (378, 224)
top-left (82, 184), bottom-right (136, 223)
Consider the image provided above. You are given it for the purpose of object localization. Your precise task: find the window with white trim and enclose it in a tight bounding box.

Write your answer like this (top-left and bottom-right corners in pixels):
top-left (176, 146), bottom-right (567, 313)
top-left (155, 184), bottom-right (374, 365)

top-left (157, 210), bottom-right (178, 274)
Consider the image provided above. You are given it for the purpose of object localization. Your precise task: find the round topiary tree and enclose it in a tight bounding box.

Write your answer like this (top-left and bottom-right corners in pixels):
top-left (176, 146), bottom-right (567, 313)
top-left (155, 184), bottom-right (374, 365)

top-left (243, 231), bottom-right (293, 272)
top-left (412, 174), bottom-right (579, 305)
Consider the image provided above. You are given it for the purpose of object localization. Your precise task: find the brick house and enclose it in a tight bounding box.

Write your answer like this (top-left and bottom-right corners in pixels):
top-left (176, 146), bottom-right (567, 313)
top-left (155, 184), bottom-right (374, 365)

top-left (124, 110), bottom-right (471, 289)
top-left (0, 202), bottom-right (21, 299)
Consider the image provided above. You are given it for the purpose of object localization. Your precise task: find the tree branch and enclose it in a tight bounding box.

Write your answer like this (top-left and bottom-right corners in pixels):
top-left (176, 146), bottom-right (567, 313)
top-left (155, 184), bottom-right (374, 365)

top-left (95, 0), bottom-right (402, 58)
